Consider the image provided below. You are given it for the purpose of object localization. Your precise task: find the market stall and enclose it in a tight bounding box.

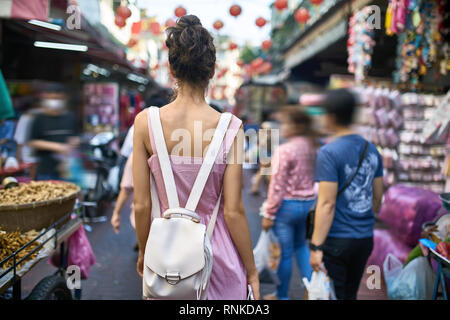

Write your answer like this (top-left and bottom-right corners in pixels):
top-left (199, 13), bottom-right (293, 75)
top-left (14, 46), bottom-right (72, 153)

top-left (0, 181), bottom-right (96, 300)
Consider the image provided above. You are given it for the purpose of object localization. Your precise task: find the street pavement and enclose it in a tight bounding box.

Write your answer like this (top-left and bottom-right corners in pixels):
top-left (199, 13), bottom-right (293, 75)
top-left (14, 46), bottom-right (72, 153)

top-left (20, 168), bottom-right (385, 300)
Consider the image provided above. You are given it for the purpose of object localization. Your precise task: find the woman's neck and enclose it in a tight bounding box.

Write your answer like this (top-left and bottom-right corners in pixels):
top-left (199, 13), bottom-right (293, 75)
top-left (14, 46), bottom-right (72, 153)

top-left (173, 83), bottom-right (208, 108)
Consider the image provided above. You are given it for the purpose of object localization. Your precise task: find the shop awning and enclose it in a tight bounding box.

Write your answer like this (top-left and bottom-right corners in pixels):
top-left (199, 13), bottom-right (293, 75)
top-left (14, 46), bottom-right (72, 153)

top-left (283, 0), bottom-right (373, 70)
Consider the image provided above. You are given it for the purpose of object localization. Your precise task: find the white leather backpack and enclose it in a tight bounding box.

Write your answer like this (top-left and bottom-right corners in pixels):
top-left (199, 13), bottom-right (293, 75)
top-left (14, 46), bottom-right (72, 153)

top-left (143, 107), bottom-right (232, 300)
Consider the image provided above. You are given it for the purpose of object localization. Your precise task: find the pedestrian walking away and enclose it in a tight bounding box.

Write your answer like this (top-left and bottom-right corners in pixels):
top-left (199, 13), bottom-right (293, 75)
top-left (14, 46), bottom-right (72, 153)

top-left (309, 89), bottom-right (384, 300)
top-left (132, 15), bottom-right (260, 300)
top-left (261, 106), bottom-right (317, 300)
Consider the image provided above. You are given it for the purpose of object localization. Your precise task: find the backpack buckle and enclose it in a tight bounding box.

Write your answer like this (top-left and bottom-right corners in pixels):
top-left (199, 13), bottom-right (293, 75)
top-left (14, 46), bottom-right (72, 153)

top-left (165, 272), bottom-right (181, 285)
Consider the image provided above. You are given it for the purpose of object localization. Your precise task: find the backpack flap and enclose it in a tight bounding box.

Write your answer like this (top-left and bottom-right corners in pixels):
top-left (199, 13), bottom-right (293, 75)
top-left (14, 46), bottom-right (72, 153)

top-left (145, 217), bottom-right (206, 281)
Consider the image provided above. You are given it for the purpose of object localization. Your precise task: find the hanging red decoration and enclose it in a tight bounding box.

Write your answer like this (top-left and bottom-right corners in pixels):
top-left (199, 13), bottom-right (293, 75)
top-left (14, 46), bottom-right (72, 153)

top-left (310, 0), bottom-right (323, 5)
top-left (117, 5), bottom-right (132, 19)
top-left (259, 62), bottom-right (272, 74)
top-left (255, 17), bottom-right (267, 28)
top-left (115, 15), bottom-right (126, 28)
top-left (174, 5), bottom-right (187, 18)
top-left (127, 38), bottom-right (137, 48)
top-left (165, 18), bottom-right (176, 28)
top-left (262, 39), bottom-right (273, 50)
top-left (150, 22), bottom-right (161, 35)
top-left (229, 4), bottom-right (242, 17)
top-left (229, 42), bottom-right (238, 50)
top-left (295, 8), bottom-right (310, 24)
top-left (274, 0), bottom-right (288, 11)
top-left (213, 20), bottom-right (224, 30)
top-left (251, 57), bottom-right (264, 70)
top-left (237, 60), bottom-right (244, 67)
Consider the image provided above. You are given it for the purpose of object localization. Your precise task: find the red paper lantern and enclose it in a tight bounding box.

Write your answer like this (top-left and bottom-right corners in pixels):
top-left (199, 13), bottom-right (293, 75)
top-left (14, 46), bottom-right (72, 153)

top-left (251, 58), bottom-right (264, 69)
top-left (165, 18), bottom-right (176, 28)
top-left (174, 5), bottom-right (187, 18)
top-left (229, 42), bottom-right (238, 50)
top-left (274, 0), bottom-right (288, 11)
top-left (213, 20), bottom-right (224, 30)
top-left (262, 39), bottom-right (273, 50)
top-left (295, 8), bottom-right (310, 24)
top-left (260, 62), bottom-right (272, 74)
top-left (150, 22), bottom-right (161, 35)
top-left (127, 38), bottom-right (137, 48)
top-left (255, 17), bottom-right (267, 28)
top-left (310, 0), bottom-right (323, 5)
top-left (115, 15), bottom-right (126, 28)
top-left (117, 5), bottom-right (131, 19)
top-left (229, 4), bottom-right (242, 17)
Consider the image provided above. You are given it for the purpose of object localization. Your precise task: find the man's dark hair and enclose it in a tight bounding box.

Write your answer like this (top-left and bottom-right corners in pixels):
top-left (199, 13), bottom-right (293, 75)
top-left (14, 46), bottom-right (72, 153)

top-left (322, 89), bottom-right (356, 126)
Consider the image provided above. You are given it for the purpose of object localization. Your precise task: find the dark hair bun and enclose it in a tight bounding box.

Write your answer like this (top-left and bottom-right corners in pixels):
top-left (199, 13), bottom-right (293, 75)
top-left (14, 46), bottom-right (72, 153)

top-left (165, 15), bottom-right (216, 87)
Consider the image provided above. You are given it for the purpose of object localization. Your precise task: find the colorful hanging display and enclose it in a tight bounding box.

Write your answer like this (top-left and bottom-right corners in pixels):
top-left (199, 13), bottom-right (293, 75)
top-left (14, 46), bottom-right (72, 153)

top-left (347, 6), bottom-right (376, 83)
top-left (174, 5), bottom-right (187, 18)
top-left (294, 8), bottom-right (310, 24)
top-left (274, 0), bottom-right (288, 11)
top-left (386, 0), bottom-right (450, 85)
top-left (229, 4), bottom-right (242, 17)
top-left (255, 17), bottom-right (267, 28)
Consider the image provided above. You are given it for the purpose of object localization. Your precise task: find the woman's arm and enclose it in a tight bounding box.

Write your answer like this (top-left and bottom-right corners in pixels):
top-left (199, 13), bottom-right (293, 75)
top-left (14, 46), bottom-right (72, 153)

top-left (132, 111), bottom-right (152, 277)
top-left (223, 124), bottom-right (260, 299)
top-left (111, 187), bottom-right (132, 234)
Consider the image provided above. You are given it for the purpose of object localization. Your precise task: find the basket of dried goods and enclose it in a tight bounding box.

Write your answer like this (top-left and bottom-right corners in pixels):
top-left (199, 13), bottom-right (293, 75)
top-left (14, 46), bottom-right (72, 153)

top-left (0, 181), bottom-right (80, 232)
top-left (0, 229), bottom-right (40, 271)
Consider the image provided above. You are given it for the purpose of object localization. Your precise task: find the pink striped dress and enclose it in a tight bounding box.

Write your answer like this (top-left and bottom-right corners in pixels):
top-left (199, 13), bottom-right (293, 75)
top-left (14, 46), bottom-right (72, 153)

top-left (146, 111), bottom-right (247, 300)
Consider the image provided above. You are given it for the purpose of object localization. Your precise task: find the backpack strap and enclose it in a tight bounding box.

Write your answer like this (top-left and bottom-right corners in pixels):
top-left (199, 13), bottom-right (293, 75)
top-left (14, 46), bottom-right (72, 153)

top-left (148, 107), bottom-right (180, 208)
top-left (185, 112), bottom-right (232, 211)
top-left (185, 112), bottom-right (232, 239)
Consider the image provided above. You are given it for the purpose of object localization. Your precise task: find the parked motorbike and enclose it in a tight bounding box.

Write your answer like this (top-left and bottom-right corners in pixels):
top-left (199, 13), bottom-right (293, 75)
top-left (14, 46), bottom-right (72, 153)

top-left (80, 132), bottom-right (119, 223)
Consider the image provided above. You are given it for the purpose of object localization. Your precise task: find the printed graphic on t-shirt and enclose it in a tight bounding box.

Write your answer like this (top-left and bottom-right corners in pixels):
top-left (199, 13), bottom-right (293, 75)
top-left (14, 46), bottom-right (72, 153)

top-left (342, 152), bottom-right (379, 213)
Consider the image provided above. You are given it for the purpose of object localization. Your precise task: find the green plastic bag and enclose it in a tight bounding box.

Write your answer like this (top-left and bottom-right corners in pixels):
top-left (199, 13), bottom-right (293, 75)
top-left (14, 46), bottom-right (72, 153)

top-left (0, 69), bottom-right (14, 120)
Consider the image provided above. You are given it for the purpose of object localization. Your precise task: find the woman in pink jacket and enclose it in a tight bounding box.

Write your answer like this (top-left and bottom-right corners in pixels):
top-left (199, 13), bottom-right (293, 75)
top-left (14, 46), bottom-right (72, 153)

top-left (262, 106), bottom-right (317, 300)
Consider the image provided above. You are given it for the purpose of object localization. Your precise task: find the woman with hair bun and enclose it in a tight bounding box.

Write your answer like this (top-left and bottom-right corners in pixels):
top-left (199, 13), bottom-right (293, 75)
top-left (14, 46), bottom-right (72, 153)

top-left (132, 15), bottom-right (259, 300)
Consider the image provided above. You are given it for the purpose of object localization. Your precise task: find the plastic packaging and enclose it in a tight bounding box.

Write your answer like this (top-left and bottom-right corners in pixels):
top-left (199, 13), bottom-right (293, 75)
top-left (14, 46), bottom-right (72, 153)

top-left (303, 271), bottom-right (337, 300)
top-left (379, 185), bottom-right (443, 246)
top-left (367, 229), bottom-right (412, 271)
top-left (383, 254), bottom-right (435, 300)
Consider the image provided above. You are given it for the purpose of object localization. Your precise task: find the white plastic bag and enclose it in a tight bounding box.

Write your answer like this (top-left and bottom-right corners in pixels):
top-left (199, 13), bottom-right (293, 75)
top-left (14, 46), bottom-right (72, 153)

top-left (383, 254), bottom-right (435, 300)
top-left (383, 253), bottom-right (403, 297)
top-left (303, 271), bottom-right (336, 300)
top-left (253, 230), bottom-right (280, 273)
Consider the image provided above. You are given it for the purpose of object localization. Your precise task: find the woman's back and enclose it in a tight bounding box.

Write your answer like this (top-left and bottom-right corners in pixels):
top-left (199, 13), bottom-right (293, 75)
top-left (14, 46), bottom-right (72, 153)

top-left (132, 14), bottom-right (259, 300)
top-left (142, 104), bottom-right (247, 299)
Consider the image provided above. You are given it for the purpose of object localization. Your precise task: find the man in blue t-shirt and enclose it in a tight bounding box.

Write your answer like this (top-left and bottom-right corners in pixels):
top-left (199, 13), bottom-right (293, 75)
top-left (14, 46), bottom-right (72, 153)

top-left (309, 89), bottom-right (384, 300)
